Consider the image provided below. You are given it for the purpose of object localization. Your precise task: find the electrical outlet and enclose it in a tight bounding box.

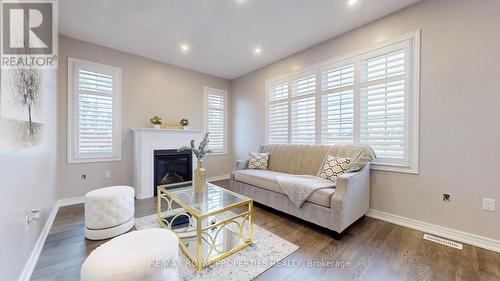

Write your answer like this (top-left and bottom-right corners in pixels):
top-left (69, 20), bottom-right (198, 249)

top-left (82, 174), bottom-right (87, 180)
top-left (482, 198), bottom-right (495, 212)
top-left (104, 170), bottom-right (111, 178)
top-left (442, 193), bottom-right (450, 201)
top-left (25, 209), bottom-right (40, 231)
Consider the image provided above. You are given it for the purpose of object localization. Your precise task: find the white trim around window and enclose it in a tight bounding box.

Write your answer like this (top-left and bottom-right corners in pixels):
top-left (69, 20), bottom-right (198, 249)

top-left (203, 87), bottom-right (228, 155)
top-left (67, 58), bottom-right (122, 163)
top-left (265, 30), bottom-right (420, 174)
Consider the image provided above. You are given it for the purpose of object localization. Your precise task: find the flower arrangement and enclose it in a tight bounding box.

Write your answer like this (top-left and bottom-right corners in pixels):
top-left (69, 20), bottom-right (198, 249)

top-left (150, 116), bottom-right (162, 125)
top-left (178, 132), bottom-right (212, 161)
top-left (179, 118), bottom-right (189, 127)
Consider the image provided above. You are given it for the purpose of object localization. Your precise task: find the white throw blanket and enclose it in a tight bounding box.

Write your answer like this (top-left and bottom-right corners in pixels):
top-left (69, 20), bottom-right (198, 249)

top-left (275, 175), bottom-right (335, 208)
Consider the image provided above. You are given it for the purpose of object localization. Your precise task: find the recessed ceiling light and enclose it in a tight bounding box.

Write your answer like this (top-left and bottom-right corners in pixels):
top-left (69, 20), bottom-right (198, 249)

top-left (180, 43), bottom-right (190, 52)
top-left (348, 0), bottom-right (358, 5)
top-left (254, 47), bottom-right (262, 54)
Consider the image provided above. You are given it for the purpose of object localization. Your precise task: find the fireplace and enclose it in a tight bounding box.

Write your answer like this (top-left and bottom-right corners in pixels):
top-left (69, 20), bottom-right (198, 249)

top-left (153, 149), bottom-right (192, 196)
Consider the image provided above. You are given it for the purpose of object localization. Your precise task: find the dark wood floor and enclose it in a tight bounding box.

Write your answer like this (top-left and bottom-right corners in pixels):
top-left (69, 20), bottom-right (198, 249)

top-left (31, 180), bottom-right (500, 281)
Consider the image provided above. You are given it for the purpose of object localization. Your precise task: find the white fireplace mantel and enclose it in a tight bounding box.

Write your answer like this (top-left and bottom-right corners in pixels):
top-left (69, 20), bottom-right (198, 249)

top-left (131, 128), bottom-right (202, 199)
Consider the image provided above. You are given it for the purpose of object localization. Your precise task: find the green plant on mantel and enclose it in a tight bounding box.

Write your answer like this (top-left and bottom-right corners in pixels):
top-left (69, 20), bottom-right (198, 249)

top-left (179, 118), bottom-right (189, 127)
top-left (178, 132), bottom-right (212, 161)
top-left (150, 116), bottom-right (162, 125)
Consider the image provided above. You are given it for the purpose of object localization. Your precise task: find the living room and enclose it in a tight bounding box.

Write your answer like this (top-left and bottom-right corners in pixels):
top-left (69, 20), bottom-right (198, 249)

top-left (1, 0), bottom-right (499, 280)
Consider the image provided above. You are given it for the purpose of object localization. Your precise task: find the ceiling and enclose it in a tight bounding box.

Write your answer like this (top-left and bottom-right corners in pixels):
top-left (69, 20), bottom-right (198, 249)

top-left (59, 0), bottom-right (420, 80)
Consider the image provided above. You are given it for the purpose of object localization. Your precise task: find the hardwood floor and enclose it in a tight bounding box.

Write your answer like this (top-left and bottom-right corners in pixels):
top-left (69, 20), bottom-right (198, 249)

top-left (31, 180), bottom-right (500, 281)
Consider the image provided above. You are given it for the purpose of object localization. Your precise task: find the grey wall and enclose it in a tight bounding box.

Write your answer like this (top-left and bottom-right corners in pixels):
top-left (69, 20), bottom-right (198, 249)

top-left (231, 0), bottom-right (500, 240)
top-left (57, 36), bottom-right (232, 199)
top-left (0, 72), bottom-right (58, 279)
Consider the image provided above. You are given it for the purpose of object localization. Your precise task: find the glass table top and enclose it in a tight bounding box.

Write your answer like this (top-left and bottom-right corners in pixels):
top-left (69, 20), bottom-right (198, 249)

top-left (159, 182), bottom-right (250, 217)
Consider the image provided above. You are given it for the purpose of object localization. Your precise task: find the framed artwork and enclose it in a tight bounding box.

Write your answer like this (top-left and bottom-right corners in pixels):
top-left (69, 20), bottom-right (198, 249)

top-left (0, 69), bottom-right (44, 153)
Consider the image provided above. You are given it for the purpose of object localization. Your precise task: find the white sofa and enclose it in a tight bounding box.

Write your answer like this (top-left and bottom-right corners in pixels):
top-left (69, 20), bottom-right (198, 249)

top-left (229, 144), bottom-right (375, 237)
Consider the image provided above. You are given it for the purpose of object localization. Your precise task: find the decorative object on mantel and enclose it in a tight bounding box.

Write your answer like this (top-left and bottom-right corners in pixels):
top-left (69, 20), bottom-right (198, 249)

top-left (179, 118), bottom-right (190, 130)
top-left (150, 116), bottom-right (162, 129)
top-left (178, 132), bottom-right (212, 194)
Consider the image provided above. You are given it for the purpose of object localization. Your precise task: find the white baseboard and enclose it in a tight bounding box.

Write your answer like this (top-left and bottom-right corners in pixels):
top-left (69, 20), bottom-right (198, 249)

top-left (57, 196), bottom-right (85, 207)
top-left (18, 196), bottom-right (85, 281)
top-left (208, 174), bottom-right (230, 182)
top-left (18, 203), bottom-right (59, 281)
top-left (367, 209), bottom-right (500, 253)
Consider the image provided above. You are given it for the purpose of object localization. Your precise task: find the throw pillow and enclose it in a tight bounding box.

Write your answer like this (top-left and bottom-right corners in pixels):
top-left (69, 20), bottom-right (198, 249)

top-left (319, 155), bottom-right (351, 182)
top-left (248, 152), bottom-right (270, 170)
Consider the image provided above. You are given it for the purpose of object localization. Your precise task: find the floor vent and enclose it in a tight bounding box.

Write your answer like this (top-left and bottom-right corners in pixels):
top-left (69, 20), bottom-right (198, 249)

top-left (423, 234), bottom-right (463, 250)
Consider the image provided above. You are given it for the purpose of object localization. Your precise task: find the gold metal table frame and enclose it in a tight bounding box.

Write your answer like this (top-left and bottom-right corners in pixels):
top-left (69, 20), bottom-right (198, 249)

top-left (157, 183), bottom-right (254, 271)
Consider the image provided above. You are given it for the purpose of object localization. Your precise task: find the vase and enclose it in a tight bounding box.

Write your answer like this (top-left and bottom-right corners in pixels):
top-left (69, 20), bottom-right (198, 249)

top-left (194, 160), bottom-right (206, 194)
top-left (153, 124), bottom-right (161, 129)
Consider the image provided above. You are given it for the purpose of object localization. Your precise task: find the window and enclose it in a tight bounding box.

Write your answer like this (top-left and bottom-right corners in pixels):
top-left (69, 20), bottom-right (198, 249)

top-left (68, 58), bottom-right (122, 163)
top-left (204, 87), bottom-right (228, 154)
top-left (265, 31), bottom-right (420, 173)
top-left (291, 73), bottom-right (316, 144)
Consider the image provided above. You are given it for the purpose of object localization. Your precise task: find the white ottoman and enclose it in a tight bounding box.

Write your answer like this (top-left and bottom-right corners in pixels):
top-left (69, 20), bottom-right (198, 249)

top-left (85, 185), bottom-right (135, 240)
top-left (81, 229), bottom-right (179, 281)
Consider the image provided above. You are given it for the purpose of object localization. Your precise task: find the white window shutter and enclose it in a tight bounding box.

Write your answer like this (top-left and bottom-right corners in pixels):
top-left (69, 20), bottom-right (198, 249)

top-left (268, 82), bottom-right (288, 102)
top-left (268, 101), bottom-right (288, 144)
top-left (78, 69), bottom-right (114, 155)
top-left (360, 49), bottom-right (406, 159)
top-left (206, 91), bottom-right (226, 153)
top-left (322, 89), bottom-right (354, 144)
top-left (291, 96), bottom-right (315, 144)
top-left (321, 63), bottom-right (355, 144)
top-left (292, 74), bottom-right (315, 97)
top-left (322, 64), bottom-right (354, 90)
top-left (268, 82), bottom-right (289, 144)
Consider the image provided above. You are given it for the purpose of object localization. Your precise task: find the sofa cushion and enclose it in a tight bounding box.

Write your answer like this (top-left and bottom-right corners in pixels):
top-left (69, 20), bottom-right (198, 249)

top-left (248, 152), bottom-right (270, 169)
top-left (319, 156), bottom-right (351, 182)
top-left (260, 144), bottom-right (332, 175)
top-left (233, 169), bottom-right (335, 208)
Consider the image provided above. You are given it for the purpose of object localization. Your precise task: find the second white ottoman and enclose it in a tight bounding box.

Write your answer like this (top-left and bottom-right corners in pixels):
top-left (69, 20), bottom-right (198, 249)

top-left (85, 185), bottom-right (135, 240)
top-left (81, 229), bottom-right (179, 281)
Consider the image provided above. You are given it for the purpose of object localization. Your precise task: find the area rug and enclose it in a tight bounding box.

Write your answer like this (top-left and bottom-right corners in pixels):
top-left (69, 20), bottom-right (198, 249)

top-left (135, 213), bottom-right (298, 281)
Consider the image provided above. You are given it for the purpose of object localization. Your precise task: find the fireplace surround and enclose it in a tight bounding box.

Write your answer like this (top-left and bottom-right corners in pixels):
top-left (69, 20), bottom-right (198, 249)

top-left (132, 128), bottom-right (202, 199)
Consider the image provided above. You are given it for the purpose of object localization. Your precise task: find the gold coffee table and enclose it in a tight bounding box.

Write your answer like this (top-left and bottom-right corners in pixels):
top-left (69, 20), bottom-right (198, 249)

top-left (157, 182), bottom-right (253, 271)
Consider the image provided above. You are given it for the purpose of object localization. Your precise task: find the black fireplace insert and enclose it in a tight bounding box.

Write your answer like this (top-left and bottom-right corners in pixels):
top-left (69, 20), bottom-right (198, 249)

top-left (153, 149), bottom-right (192, 196)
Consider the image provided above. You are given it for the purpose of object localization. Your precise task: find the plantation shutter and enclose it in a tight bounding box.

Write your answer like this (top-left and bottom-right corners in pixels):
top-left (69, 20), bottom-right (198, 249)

top-left (206, 91), bottom-right (226, 153)
top-left (268, 82), bottom-right (289, 144)
top-left (360, 49), bottom-right (406, 159)
top-left (77, 69), bottom-right (115, 156)
top-left (321, 64), bottom-right (355, 144)
top-left (291, 74), bottom-right (316, 144)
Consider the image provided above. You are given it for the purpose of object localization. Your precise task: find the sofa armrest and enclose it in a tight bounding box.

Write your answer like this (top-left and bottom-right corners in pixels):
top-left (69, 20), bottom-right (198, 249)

top-left (330, 163), bottom-right (371, 233)
top-left (235, 159), bottom-right (249, 171)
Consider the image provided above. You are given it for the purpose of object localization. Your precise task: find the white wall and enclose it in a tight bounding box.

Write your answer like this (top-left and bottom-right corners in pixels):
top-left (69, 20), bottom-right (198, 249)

top-left (231, 0), bottom-right (500, 240)
top-left (0, 70), bottom-right (58, 280)
top-left (56, 36), bottom-right (232, 199)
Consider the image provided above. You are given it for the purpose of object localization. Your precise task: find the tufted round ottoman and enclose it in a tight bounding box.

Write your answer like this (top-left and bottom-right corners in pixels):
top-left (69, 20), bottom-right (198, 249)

top-left (85, 186), bottom-right (135, 240)
top-left (81, 229), bottom-right (179, 281)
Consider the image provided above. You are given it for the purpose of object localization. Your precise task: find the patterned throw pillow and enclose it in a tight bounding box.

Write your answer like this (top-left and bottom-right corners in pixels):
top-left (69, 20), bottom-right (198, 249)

top-left (319, 155), bottom-right (351, 182)
top-left (248, 152), bottom-right (270, 170)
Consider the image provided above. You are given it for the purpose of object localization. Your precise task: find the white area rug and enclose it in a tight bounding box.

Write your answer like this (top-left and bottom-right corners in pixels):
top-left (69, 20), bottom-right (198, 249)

top-left (135, 213), bottom-right (298, 281)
